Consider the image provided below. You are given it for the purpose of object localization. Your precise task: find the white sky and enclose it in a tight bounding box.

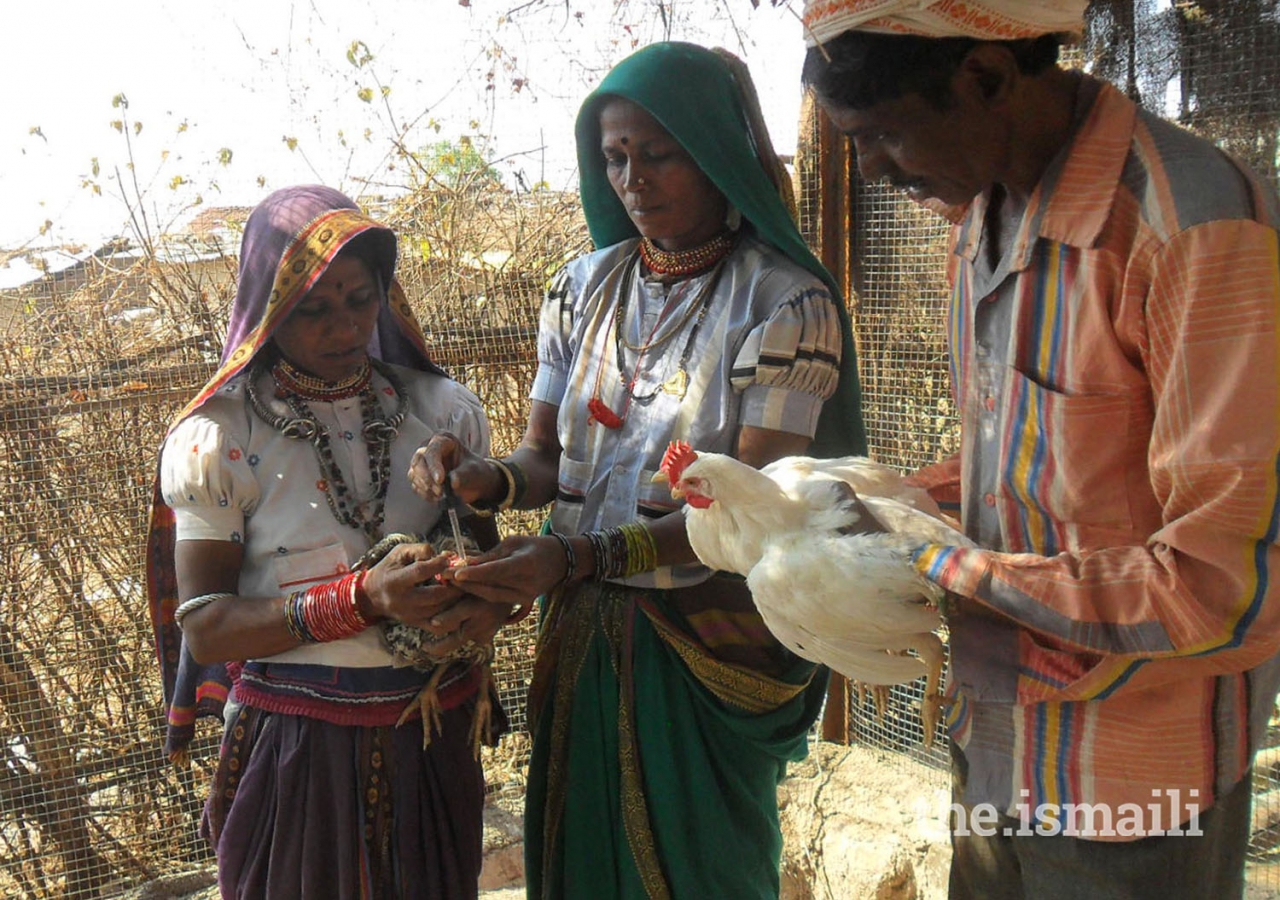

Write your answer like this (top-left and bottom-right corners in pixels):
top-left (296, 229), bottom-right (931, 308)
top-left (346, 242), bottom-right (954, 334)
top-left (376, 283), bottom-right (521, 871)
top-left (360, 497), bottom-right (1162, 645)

top-left (5, 0), bottom-right (809, 249)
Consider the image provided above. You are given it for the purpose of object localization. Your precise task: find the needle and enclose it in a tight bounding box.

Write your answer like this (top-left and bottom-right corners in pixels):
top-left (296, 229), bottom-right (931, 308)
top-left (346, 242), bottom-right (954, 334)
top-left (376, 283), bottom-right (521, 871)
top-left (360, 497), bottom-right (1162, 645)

top-left (443, 481), bottom-right (467, 565)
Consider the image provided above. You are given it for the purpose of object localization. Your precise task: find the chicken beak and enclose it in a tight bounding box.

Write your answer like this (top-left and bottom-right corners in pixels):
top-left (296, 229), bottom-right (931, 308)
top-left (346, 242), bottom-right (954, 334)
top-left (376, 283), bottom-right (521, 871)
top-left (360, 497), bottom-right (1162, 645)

top-left (650, 470), bottom-right (683, 499)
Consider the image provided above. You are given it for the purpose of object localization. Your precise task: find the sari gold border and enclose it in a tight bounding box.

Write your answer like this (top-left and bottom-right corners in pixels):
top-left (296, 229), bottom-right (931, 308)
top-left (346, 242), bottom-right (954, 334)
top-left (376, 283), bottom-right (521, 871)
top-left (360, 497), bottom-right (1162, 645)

top-left (613, 586), bottom-right (672, 900)
top-left (531, 581), bottom-right (813, 899)
top-left (533, 583), bottom-right (598, 900)
top-left (637, 596), bottom-right (813, 714)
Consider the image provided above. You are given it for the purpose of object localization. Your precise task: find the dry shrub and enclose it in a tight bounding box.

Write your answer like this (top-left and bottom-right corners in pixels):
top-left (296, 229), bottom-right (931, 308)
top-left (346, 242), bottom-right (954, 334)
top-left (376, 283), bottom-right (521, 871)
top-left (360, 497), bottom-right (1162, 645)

top-left (0, 254), bottom-right (229, 898)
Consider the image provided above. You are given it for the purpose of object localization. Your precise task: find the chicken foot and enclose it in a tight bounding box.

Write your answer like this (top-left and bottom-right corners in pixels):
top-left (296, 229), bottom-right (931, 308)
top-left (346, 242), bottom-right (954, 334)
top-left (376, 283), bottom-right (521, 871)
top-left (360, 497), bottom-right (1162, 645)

top-left (852, 635), bottom-right (946, 746)
top-left (854, 679), bottom-right (892, 722)
top-left (398, 662), bottom-right (451, 748)
top-left (911, 632), bottom-right (947, 748)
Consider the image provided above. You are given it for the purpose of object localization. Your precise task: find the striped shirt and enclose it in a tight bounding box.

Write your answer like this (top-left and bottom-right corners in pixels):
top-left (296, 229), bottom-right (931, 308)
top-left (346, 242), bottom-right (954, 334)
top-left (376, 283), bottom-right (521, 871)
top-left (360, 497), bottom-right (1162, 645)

top-left (911, 75), bottom-right (1280, 837)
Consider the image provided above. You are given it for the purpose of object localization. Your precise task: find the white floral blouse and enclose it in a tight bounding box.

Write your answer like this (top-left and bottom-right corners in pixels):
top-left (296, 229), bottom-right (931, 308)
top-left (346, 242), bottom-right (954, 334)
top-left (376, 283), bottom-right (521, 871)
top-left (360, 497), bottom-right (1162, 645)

top-left (160, 363), bottom-right (490, 667)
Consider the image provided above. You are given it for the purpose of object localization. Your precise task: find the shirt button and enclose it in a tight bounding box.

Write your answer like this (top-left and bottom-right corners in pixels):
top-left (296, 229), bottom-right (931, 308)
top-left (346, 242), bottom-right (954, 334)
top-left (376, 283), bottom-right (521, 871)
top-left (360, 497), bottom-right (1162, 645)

top-left (984, 492), bottom-right (996, 507)
top-left (983, 396), bottom-right (996, 412)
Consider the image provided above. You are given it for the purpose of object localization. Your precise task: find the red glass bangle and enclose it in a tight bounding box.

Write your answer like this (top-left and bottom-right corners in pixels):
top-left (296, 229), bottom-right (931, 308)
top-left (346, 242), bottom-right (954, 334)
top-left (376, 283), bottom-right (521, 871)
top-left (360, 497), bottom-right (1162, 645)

top-left (299, 571), bottom-right (370, 642)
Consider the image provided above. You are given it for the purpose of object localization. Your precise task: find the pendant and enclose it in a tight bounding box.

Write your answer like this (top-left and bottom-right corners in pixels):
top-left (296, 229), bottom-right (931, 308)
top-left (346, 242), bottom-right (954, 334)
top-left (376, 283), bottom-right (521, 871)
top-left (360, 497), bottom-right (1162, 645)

top-left (588, 396), bottom-right (624, 429)
top-left (661, 369), bottom-right (688, 398)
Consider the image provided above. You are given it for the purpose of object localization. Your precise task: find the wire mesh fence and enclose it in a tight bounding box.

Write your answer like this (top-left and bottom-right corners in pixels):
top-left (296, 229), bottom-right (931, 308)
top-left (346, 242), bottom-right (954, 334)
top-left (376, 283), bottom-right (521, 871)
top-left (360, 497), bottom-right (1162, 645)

top-left (0, 250), bottom-right (226, 898)
top-left (3, 1), bottom-right (1280, 894)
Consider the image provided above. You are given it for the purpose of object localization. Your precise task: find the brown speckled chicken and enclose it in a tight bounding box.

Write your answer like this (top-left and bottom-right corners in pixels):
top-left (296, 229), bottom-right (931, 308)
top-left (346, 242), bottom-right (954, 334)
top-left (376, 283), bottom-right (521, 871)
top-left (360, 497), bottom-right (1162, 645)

top-left (352, 530), bottom-right (496, 753)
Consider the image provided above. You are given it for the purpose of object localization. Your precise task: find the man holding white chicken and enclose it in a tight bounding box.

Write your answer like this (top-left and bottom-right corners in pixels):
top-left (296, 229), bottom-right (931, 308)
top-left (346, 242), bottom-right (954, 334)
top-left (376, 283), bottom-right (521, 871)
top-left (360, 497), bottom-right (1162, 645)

top-left (801, 1), bottom-right (1280, 897)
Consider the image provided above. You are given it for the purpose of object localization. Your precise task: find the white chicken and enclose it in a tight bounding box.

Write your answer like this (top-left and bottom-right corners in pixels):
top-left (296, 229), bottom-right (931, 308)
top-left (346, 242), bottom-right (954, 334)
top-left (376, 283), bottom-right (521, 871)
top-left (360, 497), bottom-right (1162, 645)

top-left (654, 441), bottom-right (974, 746)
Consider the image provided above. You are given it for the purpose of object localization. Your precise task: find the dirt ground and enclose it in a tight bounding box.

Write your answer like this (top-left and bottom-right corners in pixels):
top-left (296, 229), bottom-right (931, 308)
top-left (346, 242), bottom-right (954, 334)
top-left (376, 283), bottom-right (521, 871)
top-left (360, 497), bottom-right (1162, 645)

top-left (112, 742), bottom-right (1280, 899)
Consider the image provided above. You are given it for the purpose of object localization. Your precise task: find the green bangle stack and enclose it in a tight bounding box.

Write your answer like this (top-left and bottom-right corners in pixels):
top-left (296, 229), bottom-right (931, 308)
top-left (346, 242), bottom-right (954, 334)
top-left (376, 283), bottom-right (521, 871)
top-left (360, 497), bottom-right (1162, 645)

top-left (583, 521), bottom-right (659, 581)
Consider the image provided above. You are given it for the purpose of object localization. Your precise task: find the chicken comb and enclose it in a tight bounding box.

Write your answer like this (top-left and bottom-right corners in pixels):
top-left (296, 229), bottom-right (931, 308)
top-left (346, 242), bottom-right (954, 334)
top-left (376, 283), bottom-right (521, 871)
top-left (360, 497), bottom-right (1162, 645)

top-left (660, 440), bottom-right (698, 482)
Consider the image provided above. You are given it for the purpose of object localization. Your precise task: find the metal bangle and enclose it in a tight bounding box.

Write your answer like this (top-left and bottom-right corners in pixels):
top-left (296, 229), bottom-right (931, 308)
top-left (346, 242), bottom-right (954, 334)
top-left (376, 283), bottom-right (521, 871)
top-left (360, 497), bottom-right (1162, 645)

top-left (174, 591), bottom-right (236, 631)
top-left (472, 457), bottom-right (517, 514)
top-left (548, 531), bottom-right (576, 587)
top-left (506, 459), bottom-right (529, 508)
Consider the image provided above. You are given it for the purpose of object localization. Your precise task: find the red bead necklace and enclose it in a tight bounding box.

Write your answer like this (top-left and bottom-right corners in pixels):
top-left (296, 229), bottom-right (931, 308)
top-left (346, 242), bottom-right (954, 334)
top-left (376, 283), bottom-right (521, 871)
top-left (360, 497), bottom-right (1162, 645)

top-left (639, 231), bottom-right (734, 278)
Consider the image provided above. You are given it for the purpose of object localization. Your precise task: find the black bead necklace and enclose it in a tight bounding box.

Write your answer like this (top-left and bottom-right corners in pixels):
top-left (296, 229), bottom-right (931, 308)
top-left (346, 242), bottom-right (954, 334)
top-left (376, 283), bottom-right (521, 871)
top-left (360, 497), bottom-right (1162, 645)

top-left (246, 355), bottom-right (408, 542)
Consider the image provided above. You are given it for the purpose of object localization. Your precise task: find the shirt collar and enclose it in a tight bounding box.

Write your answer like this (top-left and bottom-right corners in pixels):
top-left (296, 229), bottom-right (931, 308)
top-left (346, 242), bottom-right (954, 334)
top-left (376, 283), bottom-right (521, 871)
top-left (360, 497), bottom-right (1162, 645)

top-left (954, 75), bottom-right (1136, 271)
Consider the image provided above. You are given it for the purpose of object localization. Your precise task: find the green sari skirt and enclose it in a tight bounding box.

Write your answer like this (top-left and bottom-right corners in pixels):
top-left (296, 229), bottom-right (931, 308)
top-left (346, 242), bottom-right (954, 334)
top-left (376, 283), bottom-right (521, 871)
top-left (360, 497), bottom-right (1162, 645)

top-left (524, 575), bottom-right (827, 900)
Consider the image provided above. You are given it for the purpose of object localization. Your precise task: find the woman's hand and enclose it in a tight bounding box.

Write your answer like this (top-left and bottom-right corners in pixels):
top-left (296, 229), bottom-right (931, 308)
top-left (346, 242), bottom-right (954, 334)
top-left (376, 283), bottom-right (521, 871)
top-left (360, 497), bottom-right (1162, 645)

top-left (424, 595), bottom-right (518, 650)
top-left (408, 431), bottom-right (505, 506)
top-left (361, 541), bottom-right (466, 630)
top-left (438, 534), bottom-right (569, 608)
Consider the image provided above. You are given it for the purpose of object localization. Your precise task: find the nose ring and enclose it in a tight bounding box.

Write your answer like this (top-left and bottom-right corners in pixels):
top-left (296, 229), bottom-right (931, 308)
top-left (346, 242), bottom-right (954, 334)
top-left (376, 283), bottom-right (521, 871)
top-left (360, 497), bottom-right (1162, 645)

top-left (636, 176), bottom-right (646, 185)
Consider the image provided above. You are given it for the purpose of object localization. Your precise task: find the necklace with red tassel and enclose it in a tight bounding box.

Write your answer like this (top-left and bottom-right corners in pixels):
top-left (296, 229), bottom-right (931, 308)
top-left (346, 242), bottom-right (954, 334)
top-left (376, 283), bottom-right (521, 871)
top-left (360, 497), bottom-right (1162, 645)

top-left (587, 262), bottom-right (665, 429)
top-left (587, 238), bottom-right (733, 429)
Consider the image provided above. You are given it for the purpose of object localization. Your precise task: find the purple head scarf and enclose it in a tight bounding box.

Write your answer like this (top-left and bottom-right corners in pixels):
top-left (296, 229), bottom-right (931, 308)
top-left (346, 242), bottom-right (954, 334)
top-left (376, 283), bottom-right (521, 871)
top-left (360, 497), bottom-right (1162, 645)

top-left (220, 185), bottom-right (440, 375)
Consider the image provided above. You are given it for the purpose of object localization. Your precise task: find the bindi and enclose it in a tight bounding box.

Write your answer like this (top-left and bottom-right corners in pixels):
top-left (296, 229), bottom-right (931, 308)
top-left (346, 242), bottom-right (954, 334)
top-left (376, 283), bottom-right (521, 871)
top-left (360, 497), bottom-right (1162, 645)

top-left (620, 137), bottom-right (629, 146)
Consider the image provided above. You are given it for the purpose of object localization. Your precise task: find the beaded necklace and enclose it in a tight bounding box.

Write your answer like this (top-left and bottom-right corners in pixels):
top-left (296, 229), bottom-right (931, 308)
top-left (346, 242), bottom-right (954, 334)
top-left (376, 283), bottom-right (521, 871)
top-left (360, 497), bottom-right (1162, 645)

top-left (273, 356), bottom-right (371, 401)
top-left (639, 231), bottom-right (734, 279)
top-left (246, 355), bottom-right (408, 541)
top-left (587, 241), bottom-right (732, 429)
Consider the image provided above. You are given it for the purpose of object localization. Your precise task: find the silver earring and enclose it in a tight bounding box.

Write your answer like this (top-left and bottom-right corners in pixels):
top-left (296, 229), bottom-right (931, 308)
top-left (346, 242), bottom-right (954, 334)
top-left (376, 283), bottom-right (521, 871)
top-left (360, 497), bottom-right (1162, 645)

top-left (725, 204), bottom-right (742, 232)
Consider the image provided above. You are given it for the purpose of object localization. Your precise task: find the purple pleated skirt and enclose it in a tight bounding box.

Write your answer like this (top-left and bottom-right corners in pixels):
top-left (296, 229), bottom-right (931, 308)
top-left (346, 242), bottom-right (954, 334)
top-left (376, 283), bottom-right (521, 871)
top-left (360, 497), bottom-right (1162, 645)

top-left (202, 702), bottom-right (485, 899)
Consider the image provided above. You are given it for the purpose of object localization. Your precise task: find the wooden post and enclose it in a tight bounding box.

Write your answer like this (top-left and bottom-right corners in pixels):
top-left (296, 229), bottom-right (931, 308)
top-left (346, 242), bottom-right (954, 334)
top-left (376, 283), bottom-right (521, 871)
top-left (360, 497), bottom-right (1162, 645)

top-left (803, 94), bottom-right (857, 745)
top-left (822, 672), bottom-right (851, 743)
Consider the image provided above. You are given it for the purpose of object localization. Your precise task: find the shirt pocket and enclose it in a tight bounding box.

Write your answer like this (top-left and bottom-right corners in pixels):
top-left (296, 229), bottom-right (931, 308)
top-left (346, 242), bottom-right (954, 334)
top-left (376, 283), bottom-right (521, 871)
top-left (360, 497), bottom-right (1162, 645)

top-left (272, 541), bottom-right (352, 595)
top-left (549, 452), bottom-right (594, 535)
top-left (999, 368), bottom-right (1136, 533)
top-left (636, 466), bottom-right (683, 522)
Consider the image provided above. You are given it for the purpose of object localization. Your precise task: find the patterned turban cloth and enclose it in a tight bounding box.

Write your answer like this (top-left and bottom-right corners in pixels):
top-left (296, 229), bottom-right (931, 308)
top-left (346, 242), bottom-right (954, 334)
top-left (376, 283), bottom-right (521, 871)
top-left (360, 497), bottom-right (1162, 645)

top-left (802, 0), bottom-right (1089, 46)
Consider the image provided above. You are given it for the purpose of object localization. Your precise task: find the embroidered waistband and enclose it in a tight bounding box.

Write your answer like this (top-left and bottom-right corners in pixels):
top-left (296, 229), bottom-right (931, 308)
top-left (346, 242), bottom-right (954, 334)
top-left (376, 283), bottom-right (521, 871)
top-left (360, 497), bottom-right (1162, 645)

top-left (234, 660), bottom-right (481, 726)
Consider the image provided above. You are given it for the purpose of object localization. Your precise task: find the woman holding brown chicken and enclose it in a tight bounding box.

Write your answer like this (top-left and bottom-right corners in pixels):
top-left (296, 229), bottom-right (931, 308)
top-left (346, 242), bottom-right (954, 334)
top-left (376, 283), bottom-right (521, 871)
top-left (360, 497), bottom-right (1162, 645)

top-left (148, 185), bottom-right (506, 899)
top-left (412, 42), bottom-right (865, 899)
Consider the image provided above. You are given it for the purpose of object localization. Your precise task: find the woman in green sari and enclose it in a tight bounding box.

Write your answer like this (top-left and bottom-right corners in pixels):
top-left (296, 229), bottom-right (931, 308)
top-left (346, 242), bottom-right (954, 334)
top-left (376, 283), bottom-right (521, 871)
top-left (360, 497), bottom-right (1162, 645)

top-left (413, 42), bottom-right (866, 898)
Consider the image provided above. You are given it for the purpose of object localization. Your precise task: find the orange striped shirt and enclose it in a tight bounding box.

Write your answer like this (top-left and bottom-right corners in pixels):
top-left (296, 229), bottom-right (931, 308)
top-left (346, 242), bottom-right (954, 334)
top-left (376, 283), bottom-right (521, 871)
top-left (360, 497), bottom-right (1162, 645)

top-left (913, 76), bottom-right (1280, 837)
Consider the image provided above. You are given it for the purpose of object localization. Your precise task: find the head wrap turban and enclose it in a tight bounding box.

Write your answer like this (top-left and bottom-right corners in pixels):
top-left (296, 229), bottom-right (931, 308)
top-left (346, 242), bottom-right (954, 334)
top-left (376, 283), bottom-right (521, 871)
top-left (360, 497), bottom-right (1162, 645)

top-left (802, 0), bottom-right (1088, 46)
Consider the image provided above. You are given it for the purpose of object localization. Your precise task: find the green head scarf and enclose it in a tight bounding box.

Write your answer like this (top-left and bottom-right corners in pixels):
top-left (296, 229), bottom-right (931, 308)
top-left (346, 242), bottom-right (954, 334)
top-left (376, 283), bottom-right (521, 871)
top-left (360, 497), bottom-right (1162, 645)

top-left (574, 41), bottom-right (867, 458)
